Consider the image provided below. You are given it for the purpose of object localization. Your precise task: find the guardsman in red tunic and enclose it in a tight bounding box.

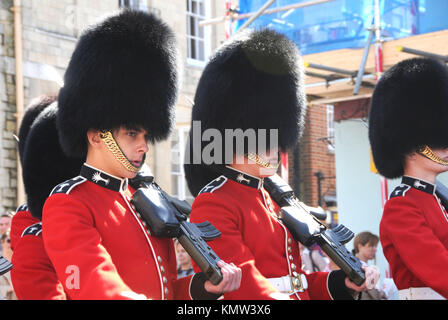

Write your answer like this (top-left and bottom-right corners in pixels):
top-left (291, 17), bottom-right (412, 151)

top-left (369, 58), bottom-right (448, 300)
top-left (11, 208), bottom-right (67, 300)
top-left (11, 94), bottom-right (78, 299)
top-left (41, 10), bottom-right (240, 300)
top-left (184, 29), bottom-right (378, 300)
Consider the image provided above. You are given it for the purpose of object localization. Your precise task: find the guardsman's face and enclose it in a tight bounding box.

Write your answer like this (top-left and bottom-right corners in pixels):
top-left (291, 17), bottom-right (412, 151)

top-left (111, 126), bottom-right (150, 179)
top-left (418, 147), bottom-right (448, 173)
top-left (97, 127), bottom-right (149, 179)
top-left (231, 150), bottom-right (280, 178)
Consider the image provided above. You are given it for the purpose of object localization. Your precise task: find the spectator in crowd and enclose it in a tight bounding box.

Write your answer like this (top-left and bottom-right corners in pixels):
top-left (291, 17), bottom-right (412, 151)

top-left (175, 240), bottom-right (194, 279)
top-left (352, 231), bottom-right (379, 264)
top-left (0, 213), bottom-right (13, 252)
top-left (352, 231), bottom-right (386, 300)
top-left (0, 230), bottom-right (17, 300)
top-left (301, 243), bottom-right (330, 273)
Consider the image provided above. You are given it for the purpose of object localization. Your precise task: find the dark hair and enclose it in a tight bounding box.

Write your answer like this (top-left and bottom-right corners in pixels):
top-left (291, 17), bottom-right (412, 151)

top-left (1, 212), bottom-right (13, 219)
top-left (352, 231), bottom-right (379, 255)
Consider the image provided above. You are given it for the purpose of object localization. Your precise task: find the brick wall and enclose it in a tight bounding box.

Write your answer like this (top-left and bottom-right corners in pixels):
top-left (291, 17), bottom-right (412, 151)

top-left (293, 104), bottom-right (336, 209)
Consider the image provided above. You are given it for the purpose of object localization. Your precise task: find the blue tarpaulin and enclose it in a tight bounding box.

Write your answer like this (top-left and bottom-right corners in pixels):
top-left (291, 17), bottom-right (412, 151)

top-left (235, 0), bottom-right (448, 55)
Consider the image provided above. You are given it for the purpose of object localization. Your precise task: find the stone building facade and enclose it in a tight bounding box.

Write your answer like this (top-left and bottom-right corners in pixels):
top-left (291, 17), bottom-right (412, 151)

top-left (0, 0), bottom-right (337, 215)
top-left (0, 0), bottom-right (228, 212)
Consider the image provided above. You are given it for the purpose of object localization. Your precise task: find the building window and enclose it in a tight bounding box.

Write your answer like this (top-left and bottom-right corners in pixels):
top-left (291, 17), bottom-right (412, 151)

top-left (119, 0), bottom-right (147, 11)
top-left (171, 127), bottom-right (194, 203)
top-left (186, 0), bottom-right (210, 66)
top-left (326, 104), bottom-right (335, 153)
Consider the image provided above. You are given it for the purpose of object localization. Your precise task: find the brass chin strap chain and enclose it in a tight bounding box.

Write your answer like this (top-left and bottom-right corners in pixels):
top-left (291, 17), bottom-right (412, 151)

top-left (99, 130), bottom-right (141, 173)
top-left (246, 153), bottom-right (280, 169)
top-left (418, 145), bottom-right (448, 166)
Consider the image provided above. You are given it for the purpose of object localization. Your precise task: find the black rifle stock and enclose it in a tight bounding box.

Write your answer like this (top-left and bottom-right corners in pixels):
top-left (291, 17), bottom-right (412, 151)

top-left (130, 174), bottom-right (223, 285)
top-left (0, 256), bottom-right (12, 276)
top-left (264, 174), bottom-right (366, 286)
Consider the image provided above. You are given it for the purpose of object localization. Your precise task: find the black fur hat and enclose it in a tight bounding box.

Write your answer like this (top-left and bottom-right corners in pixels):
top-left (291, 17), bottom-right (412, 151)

top-left (369, 58), bottom-right (448, 179)
top-left (18, 95), bottom-right (57, 164)
top-left (184, 29), bottom-right (306, 196)
top-left (57, 10), bottom-right (179, 158)
top-left (22, 103), bottom-right (83, 220)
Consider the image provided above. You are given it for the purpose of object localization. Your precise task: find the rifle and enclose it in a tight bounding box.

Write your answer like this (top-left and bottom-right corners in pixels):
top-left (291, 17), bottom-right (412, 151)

top-left (130, 168), bottom-right (223, 285)
top-left (0, 256), bottom-right (12, 276)
top-left (264, 174), bottom-right (366, 286)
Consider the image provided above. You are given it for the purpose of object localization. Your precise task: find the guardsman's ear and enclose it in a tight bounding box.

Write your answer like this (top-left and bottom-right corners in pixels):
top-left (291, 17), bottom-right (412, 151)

top-left (86, 129), bottom-right (103, 149)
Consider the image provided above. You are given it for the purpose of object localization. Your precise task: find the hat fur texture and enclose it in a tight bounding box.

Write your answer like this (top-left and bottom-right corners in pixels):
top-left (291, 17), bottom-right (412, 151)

top-left (18, 95), bottom-right (57, 164)
top-left (369, 58), bottom-right (448, 179)
top-left (22, 103), bottom-right (83, 219)
top-left (184, 29), bottom-right (306, 196)
top-left (57, 10), bottom-right (179, 158)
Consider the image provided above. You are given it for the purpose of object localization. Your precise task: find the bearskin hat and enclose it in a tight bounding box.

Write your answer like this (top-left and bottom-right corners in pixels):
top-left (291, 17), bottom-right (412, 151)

top-left (57, 10), bottom-right (179, 158)
top-left (184, 29), bottom-right (306, 196)
top-left (369, 58), bottom-right (448, 179)
top-left (22, 103), bottom-right (83, 220)
top-left (18, 94), bottom-right (57, 164)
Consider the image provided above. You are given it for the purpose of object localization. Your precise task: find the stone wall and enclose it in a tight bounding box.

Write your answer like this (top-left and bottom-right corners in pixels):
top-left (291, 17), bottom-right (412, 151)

top-left (0, 0), bottom-right (17, 212)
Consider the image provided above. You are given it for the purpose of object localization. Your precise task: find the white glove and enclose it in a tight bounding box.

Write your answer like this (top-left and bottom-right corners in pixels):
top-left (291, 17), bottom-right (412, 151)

top-left (363, 265), bottom-right (380, 290)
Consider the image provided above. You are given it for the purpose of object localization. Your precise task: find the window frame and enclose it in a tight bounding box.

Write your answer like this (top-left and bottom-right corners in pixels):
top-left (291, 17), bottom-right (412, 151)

top-left (326, 104), bottom-right (335, 153)
top-left (186, 0), bottom-right (211, 67)
top-left (170, 126), bottom-right (194, 202)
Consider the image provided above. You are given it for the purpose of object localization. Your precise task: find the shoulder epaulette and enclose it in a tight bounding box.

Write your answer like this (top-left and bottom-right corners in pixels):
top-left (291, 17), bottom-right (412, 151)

top-left (389, 184), bottom-right (411, 199)
top-left (49, 176), bottom-right (87, 196)
top-left (21, 222), bottom-right (42, 237)
top-left (16, 203), bottom-right (28, 213)
top-left (198, 176), bottom-right (228, 195)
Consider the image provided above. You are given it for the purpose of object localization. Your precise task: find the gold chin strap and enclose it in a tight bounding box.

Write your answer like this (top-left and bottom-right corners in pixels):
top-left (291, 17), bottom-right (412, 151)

top-left (246, 152), bottom-right (280, 169)
top-left (418, 145), bottom-right (448, 166)
top-left (99, 130), bottom-right (141, 173)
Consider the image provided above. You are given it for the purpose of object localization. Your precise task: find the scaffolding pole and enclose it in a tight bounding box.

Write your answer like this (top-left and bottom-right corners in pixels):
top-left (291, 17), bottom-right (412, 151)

top-left (200, 0), bottom-right (334, 27)
top-left (353, 28), bottom-right (374, 95)
top-left (237, 0), bottom-right (275, 33)
top-left (304, 61), bottom-right (357, 77)
top-left (397, 46), bottom-right (448, 62)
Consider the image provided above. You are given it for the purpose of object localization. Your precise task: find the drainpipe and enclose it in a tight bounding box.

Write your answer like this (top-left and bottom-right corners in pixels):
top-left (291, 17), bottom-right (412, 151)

top-left (314, 171), bottom-right (324, 207)
top-left (12, 0), bottom-right (25, 207)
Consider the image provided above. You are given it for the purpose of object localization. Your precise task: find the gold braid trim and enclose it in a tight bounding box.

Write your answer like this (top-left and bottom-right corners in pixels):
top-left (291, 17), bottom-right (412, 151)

top-left (246, 152), bottom-right (280, 169)
top-left (418, 145), bottom-right (448, 166)
top-left (99, 130), bottom-right (140, 173)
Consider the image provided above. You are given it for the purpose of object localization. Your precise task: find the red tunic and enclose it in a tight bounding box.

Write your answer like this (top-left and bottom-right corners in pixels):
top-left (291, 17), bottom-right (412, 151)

top-left (10, 207), bottom-right (67, 300)
top-left (42, 164), bottom-right (192, 300)
top-left (380, 176), bottom-right (448, 298)
top-left (189, 167), bottom-right (349, 300)
top-left (10, 205), bottom-right (37, 251)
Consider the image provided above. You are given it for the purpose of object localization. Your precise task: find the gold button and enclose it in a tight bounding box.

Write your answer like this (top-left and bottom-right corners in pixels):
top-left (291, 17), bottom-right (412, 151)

top-left (289, 255), bottom-right (294, 261)
top-left (288, 238), bottom-right (292, 244)
top-left (291, 263), bottom-right (296, 270)
top-left (164, 287), bottom-right (169, 295)
top-left (163, 276), bottom-right (167, 284)
top-left (288, 246), bottom-right (292, 253)
top-left (292, 271), bottom-right (298, 277)
top-left (160, 266), bottom-right (165, 273)
top-left (157, 256), bottom-right (162, 263)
